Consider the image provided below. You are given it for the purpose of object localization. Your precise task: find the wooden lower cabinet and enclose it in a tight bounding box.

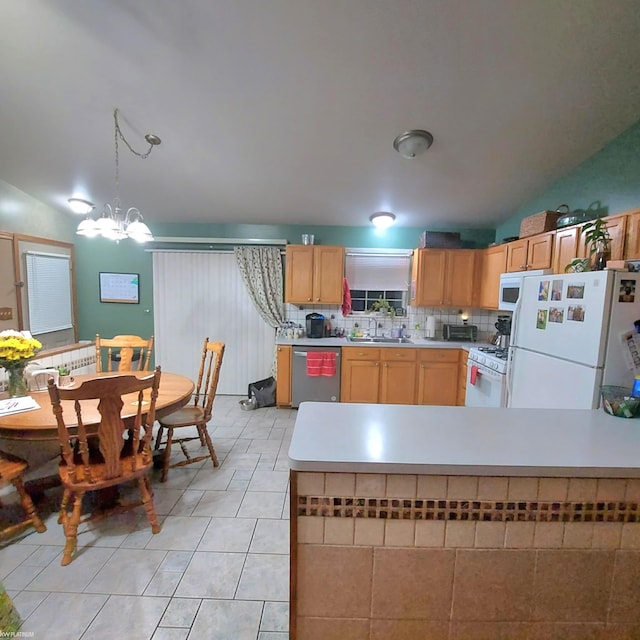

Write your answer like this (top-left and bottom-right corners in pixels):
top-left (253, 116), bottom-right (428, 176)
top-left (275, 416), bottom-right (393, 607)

top-left (340, 347), bottom-right (381, 403)
top-left (457, 350), bottom-right (468, 406)
top-left (275, 345), bottom-right (292, 407)
top-left (380, 349), bottom-right (417, 404)
top-left (416, 349), bottom-right (460, 406)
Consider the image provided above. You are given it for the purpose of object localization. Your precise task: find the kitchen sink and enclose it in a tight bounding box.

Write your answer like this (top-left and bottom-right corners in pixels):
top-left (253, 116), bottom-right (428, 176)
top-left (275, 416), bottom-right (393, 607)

top-left (347, 336), bottom-right (413, 344)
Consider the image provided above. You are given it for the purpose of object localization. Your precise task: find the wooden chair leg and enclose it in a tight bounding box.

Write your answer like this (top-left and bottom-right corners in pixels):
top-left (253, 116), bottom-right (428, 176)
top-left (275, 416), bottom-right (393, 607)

top-left (61, 492), bottom-right (83, 566)
top-left (138, 476), bottom-right (161, 534)
top-left (199, 424), bottom-right (219, 467)
top-left (160, 428), bottom-right (174, 483)
top-left (11, 477), bottom-right (46, 534)
top-left (58, 487), bottom-right (72, 524)
top-left (154, 425), bottom-right (164, 450)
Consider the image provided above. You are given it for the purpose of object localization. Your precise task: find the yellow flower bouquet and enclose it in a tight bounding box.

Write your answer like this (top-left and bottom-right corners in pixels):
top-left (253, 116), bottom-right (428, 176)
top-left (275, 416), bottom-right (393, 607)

top-left (0, 330), bottom-right (42, 397)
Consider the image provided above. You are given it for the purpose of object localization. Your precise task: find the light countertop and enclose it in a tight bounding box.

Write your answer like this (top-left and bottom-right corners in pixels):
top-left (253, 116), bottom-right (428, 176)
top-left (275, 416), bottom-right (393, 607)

top-left (288, 402), bottom-right (640, 477)
top-left (276, 337), bottom-right (475, 350)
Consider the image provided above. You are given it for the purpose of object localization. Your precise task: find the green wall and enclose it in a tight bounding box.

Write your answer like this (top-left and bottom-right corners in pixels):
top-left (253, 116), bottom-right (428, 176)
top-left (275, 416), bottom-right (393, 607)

top-left (496, 118), bottom-right (640, 241)
top-left (1, 179), bottom-right (494, 341)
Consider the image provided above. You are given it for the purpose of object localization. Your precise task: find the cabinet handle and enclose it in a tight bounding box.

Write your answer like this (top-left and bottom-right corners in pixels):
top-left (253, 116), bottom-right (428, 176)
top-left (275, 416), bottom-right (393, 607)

top-left (315, 297), bottom-right (320, 301)
top-left (384, 363), bottom-right (388, 368)
top-left (307, 297), bottom-right (312, 301)
top-left (520, 264), bottom-right (526, 269)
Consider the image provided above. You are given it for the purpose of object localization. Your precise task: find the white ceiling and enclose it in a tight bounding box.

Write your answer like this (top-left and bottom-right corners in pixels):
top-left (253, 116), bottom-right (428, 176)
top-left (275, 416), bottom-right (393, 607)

top-left (2, 0), bottom-right (640, 230)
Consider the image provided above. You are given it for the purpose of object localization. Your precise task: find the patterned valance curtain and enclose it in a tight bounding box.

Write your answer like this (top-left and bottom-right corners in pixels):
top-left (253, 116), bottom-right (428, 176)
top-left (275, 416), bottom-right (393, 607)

top-left (234, 246), bottom-right (285, 329)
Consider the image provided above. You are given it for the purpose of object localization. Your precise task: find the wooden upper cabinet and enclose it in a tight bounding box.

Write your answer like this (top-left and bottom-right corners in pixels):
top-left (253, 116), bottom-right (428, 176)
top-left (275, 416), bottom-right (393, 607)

top-left (625, 210), bottom-right (640, 259)
top-left (553, 226), bottom-right (580, 273)
top-left (479, 244), bottom-right (507, 309)
top-left (506, 232), bottom-right (553, 272)
top-left (285, 245), bottom-right (344, 304)
top-left (411, 249), bottom-right (476, 307)
top-left (575, 214), bottom-right (627, 263)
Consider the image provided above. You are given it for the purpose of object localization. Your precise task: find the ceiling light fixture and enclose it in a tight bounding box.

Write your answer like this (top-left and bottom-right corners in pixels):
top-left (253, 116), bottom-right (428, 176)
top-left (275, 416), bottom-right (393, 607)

top-left (393, 129), bottom-right (434, 159)
top-left (67, 197), bottom-right (95, 215)
top-left (76, 108), bottom-right (161, 243)
top-left (369, 212), bottom-right (396, 229)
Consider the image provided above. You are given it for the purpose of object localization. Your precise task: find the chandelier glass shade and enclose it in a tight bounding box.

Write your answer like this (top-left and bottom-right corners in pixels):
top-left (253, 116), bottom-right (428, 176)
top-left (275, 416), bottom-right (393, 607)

top-left (76, 108), bottom-right (160, 243)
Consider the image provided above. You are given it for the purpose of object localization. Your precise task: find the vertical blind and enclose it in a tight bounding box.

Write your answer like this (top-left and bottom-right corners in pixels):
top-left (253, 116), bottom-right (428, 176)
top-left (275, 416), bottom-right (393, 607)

top-left (152, 251), bottom-right (275, 395)
top-left (345, 253), bottom-right (411, 290)
top-left (25, 252), bottom-right (73, 335)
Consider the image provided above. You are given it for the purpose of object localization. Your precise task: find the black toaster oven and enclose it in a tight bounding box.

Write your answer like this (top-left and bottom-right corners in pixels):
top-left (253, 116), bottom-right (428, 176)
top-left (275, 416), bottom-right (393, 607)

top-left (442, 324), bottom-right (478, 342)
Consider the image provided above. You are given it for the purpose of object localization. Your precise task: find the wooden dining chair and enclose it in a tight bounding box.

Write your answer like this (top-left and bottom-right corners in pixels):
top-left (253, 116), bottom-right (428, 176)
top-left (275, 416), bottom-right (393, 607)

top-left (0, 451), bottom-right (47, 541)
top-left (95, 334), bottom-right (154, 373)
top-left (47, 367), bottom-right (162, 565)
top-left (154, 339), bottom-right (225, 482)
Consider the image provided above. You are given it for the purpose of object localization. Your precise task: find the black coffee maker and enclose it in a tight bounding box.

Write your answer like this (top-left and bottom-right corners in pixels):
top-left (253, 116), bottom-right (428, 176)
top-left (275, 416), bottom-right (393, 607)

top-left (306, 313), bottom-right (325, 338)
top-left (493, 315), bottom-right (512, 348)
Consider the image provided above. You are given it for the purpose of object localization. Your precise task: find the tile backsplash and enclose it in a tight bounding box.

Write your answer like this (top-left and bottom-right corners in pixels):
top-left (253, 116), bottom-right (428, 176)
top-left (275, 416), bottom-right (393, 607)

top-left (284, 303), bottom-right (508, 343)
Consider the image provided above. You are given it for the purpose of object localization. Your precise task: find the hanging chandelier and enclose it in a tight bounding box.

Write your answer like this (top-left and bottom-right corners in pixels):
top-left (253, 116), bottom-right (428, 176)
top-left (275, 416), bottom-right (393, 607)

top-left (76, 108), bottom-right (161, 242)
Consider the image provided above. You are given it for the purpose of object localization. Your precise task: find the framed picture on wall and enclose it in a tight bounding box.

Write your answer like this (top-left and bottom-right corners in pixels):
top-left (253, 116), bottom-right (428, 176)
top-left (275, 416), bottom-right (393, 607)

top-left (99, 272), bottom-right (140, 304)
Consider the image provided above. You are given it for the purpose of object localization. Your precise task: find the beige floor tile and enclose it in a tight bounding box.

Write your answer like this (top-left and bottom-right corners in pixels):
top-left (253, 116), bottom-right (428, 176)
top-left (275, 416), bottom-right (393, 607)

top-left (236, 553), bottom-right (289, 601)
top-left (189, 599), bottom-right (262, 640)
top-left (144, 515), bottom-right (210, 551)
top-left (198, 517), bottom-right (257, 552)
top-left (174, 551), bottom-right (245, 598)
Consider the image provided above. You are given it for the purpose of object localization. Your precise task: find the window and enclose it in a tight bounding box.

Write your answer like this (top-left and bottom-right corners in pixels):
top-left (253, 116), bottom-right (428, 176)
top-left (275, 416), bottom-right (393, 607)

top-left (25, 251), bottom-right (73, 334)
top-left (345, 250), bottom-right (411, 313)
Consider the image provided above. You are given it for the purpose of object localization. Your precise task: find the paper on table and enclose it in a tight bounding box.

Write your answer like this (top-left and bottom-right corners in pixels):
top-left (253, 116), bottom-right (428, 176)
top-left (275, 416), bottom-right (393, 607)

top-left (0, 396), bottom-right (41, 417)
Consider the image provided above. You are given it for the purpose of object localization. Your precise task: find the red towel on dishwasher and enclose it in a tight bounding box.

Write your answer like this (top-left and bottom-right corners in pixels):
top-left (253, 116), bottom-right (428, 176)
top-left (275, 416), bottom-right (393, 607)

top-left (306, 352), bottom-right (337, 377)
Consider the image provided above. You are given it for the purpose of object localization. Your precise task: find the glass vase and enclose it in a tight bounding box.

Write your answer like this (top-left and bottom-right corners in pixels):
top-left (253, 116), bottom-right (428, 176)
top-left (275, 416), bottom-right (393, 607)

top-left (7, 365), bottom-right (28, 398)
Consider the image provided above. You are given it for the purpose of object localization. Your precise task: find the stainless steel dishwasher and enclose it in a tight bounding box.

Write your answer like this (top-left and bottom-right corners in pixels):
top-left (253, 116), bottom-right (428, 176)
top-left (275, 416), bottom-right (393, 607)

top-left (291, 346), bottom-right (341, 408)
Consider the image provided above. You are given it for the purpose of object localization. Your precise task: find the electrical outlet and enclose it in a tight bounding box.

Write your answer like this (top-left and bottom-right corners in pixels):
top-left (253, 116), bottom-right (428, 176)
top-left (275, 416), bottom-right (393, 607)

top-left (0, 307), bottom-right (12, 320)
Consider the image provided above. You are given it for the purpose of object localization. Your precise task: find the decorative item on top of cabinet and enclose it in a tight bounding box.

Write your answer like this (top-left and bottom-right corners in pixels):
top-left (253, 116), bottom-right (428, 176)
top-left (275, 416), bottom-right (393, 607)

top-left (285, 245), bottom-right (344, 304)
top-left (410, 249), bottom-right (478, 307)
top-left (275, 345), bottom-right (292, 407)
top-left (505, 232), bottom-right (553, 272)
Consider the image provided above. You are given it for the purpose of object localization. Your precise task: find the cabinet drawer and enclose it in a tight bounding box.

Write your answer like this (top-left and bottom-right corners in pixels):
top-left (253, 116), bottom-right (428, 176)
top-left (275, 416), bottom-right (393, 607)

top-left (418, 348), bottom-right (459, 363)
top-left (342, 347), bottom-right (381, 361)
top-left (381, 348), bottom-right (416, 362)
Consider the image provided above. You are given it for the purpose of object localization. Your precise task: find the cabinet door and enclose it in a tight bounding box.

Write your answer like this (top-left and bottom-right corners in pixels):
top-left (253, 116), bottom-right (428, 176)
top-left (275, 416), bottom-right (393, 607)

top-left (553, 227), bottom-right (579, 273)
top-left (606, 215), bottom-right (627, 261)
top-left (446, 250), bottom-right (477, 306)
top-left (340, 359), bottom-right (380, 403)
top-left (506, 239), bottom-right (528, 272)
top-left (285, 246), bottom-right (314, 303)
top-left (480, 245), bottom-right (507, 309)
top-left (625, 212), bottom-right (640, 259)
top-left (417, 361), bottom-right (459, 405)
top-left (457, 350), bottom-right (468, 406)
top-left (577, 214), bottom-right (627, 262)
top-left (411, 249), bottom-right (447, 306)
top-left (527, 232), bottom-right (553, 270)
top-left (380, 361), bottom-right (416, 404)
top-left (313, 246), bottom-right (344, 304)
top-left (275, 345), bottom-right (292, 407)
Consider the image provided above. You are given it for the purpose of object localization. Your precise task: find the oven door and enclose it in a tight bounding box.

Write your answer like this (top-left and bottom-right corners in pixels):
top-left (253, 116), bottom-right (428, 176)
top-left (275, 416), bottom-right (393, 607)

top-left (465, 361), bottom-right (507, 407)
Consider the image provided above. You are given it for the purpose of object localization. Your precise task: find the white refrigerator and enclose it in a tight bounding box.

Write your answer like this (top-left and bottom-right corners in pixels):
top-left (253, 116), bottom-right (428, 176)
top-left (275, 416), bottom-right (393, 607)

top-left (507, 270), bottom-right (640, 409)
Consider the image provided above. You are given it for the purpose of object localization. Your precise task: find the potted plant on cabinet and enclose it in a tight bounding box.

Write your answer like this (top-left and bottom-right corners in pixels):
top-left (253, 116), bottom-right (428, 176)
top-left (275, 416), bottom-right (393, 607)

top-left (565, 216), bottom-right (611, 272)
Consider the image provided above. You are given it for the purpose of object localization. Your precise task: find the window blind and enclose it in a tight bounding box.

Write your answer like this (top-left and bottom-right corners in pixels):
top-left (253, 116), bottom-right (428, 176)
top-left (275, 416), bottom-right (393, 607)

top-left (25, 252), bottom-right (73, 335)
top-left (345, 253), bottom-right (411, 291)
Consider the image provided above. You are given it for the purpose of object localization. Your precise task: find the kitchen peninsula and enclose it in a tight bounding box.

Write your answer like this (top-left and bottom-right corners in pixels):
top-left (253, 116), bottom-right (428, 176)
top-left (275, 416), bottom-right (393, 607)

top-left (288, 402), bottom-right (640, 639)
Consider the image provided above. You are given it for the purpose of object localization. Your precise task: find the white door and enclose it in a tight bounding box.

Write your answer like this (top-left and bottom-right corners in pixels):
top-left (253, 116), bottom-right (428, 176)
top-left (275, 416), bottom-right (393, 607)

top-left (152, 251), bottom-right (275, 395)
top-left (514, 271), bottom-right (613, 367)
top-left (508, 348), bottom-right (602, 409)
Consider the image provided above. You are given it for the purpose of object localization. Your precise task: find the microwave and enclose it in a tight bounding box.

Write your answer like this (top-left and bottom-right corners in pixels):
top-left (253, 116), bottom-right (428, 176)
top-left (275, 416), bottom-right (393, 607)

top-left (498, 269), bottom-right (552, 311)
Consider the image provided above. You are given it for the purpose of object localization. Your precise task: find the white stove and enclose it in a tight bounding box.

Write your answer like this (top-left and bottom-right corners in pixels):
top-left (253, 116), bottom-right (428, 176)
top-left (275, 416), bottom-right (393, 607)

top-left (465, 346), bottom-right (509, 407)
top-left (467, 346), bottom-right (509, 375)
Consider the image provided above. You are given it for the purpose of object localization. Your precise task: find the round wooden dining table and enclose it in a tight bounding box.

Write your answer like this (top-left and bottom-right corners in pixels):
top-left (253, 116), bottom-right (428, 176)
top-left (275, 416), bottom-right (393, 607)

top-left (0, 371), bottom-right (195, 441)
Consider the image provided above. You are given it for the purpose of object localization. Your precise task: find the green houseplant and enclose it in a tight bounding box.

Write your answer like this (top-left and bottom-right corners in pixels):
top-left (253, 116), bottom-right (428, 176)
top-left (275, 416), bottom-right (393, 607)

top-left (368, 297), bottom-right (396, 316)
top-left (565, 216), bottom-right (611, 272)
